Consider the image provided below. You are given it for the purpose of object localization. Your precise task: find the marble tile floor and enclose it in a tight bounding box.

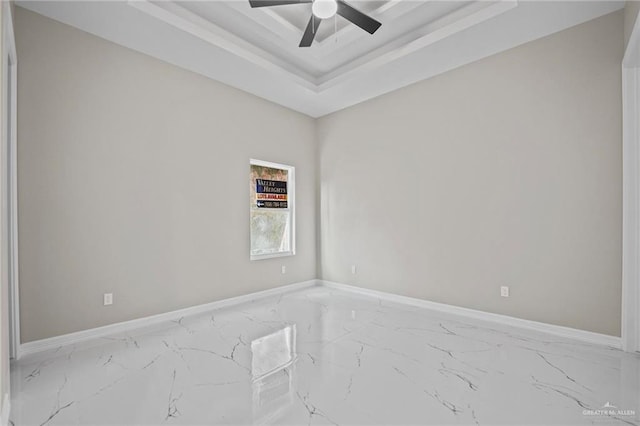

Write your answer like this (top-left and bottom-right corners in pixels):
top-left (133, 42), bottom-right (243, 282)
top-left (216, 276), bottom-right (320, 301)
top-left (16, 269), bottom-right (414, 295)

top-left (10, 286), bottom-right (640, 425)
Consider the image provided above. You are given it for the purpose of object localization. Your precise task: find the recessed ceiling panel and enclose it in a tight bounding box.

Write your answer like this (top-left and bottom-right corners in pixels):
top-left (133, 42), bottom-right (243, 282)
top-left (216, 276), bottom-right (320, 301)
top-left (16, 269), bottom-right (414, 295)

top-left (152, 0), bottom-right (494, 79)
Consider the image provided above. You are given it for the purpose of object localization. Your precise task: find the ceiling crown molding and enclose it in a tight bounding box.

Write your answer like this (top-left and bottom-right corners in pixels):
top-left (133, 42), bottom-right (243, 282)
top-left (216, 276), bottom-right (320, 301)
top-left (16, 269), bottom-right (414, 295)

top-left (128, 0), bottom-right (518, 92)
top-left (128, 0), bottom-right (319, 91)
top-left (316, 1), bottom-right (518, 90)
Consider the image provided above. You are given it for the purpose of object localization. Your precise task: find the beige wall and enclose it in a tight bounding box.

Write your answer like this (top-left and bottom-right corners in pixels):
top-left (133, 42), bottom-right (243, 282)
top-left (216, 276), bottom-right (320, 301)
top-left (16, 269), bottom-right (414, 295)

top-left (15, 7), bottom-right (317, 342)
top-left (16, 6), bottom-right (625, 343)
top-left (318, 11), bottom-right (624, 336)
top-left (626, 1), bottom-right (640, 49)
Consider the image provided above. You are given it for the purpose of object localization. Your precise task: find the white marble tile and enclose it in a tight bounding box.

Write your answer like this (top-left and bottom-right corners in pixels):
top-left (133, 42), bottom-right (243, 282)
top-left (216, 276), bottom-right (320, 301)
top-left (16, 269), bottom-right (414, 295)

top-left (10, 286), bottom-right (640, 425)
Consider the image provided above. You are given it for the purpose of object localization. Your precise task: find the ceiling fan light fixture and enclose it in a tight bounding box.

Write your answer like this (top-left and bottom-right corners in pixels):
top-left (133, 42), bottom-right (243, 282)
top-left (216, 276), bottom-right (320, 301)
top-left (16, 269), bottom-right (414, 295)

top-left (312, 0), bottom-right (337, 19)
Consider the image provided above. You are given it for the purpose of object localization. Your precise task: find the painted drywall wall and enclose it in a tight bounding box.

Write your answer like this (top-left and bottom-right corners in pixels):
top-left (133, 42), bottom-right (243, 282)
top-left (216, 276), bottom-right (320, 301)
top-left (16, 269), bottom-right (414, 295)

top-left (625, 1), bottom-right (640, 49)
top-left (318, 11), bottom-right (624, 336)
top-left (15, 7), bottom-right (317, 342)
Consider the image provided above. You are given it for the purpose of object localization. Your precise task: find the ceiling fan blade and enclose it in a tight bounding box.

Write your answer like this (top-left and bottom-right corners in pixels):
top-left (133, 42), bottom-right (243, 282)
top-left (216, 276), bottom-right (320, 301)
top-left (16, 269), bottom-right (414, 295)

top-left (299, 15), bottom-right (321, 47)
top-left (249, 0), bottom-right (311, 7)
top-left (336, 0), bottom-right (381, 34)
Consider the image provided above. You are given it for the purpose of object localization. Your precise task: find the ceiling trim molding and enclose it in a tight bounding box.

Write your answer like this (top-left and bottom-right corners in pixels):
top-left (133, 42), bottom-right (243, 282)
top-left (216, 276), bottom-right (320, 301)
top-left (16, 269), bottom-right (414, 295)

top-left (127, 0), bottom-right (319, 91)
top-left (128, 0), bottom-right (518, 93)
top-left (316, 0), bottom-right (518, 89)
top-left (146, 0), bottom-right (425, 70)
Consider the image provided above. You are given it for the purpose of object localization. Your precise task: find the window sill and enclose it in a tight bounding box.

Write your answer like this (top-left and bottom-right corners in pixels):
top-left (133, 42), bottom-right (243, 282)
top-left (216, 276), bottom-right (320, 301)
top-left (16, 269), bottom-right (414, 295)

top-left (250, 251), bottom-right (295, 261)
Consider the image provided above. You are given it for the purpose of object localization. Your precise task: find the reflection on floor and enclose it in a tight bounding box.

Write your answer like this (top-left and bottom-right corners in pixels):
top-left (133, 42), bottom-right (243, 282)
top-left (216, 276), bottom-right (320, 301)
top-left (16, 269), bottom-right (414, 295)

top-left (10, 286), bottom-right (640, 425)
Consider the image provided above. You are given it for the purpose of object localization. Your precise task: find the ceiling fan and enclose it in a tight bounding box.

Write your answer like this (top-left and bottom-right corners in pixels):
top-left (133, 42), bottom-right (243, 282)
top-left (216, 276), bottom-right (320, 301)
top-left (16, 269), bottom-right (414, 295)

top-left (248, 0), bottom-right (382, 47)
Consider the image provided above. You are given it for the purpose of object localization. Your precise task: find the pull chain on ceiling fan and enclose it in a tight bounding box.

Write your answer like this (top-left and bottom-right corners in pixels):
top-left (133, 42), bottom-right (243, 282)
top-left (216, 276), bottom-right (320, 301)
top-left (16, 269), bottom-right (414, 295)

top-left (248, 0), bottom-right (382, 47)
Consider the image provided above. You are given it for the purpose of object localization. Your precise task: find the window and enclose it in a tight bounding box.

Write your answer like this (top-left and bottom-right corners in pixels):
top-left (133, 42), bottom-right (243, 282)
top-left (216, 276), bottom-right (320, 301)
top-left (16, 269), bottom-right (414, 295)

top-left (250, 159), bottom-right (295, 260)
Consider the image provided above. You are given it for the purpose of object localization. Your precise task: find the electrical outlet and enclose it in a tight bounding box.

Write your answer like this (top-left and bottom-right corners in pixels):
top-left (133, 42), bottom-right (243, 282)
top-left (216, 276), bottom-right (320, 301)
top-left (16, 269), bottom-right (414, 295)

top-left (103, 293), bottom-right (113, 306)
top-left (281, 265), bottom-right (286, 274)
top-left (351, 265), bottom-right (357, 274)
top-left (500, 286), bottom-right (510, 298)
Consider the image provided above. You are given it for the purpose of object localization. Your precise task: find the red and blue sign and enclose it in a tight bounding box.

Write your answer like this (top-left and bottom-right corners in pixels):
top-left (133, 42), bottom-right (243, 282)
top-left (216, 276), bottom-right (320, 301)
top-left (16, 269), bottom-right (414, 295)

top-left (256, 179), bottom-right (288, 208)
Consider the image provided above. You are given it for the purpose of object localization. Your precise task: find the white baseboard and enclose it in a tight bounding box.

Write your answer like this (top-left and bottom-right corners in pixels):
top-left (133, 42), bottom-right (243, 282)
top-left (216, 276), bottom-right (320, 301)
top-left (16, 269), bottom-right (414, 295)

top-left (320, 280), bottom-right (622, 349)
top-left (18, 278), bottom-right (621, 359)
top-left (19, 279), bottom-right (319, 359)
top-left (1, 393), bottom-right (10, 426)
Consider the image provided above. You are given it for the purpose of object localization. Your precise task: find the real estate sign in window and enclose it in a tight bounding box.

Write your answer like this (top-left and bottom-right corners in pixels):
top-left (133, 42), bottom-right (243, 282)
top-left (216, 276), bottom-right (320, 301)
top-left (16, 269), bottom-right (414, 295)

top-left (250, 160), bottom-right (295, 260)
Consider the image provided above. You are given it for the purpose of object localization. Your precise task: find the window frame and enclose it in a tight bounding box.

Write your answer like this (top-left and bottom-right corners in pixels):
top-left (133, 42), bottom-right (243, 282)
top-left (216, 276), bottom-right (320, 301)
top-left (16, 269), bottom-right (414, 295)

top-left (249, 158), bottom-right (296, 261)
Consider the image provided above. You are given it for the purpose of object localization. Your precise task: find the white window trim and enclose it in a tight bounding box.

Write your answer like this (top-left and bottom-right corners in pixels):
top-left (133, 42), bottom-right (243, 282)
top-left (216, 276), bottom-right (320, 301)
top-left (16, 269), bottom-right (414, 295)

top-left (250, 159), bottom-right (296, 261)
